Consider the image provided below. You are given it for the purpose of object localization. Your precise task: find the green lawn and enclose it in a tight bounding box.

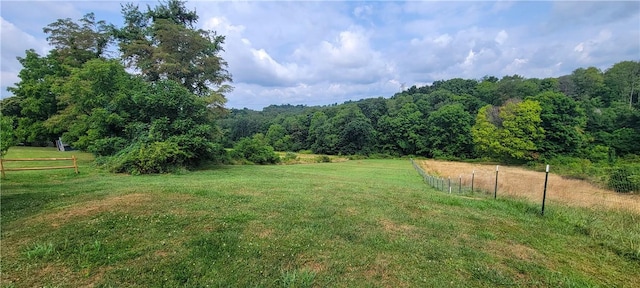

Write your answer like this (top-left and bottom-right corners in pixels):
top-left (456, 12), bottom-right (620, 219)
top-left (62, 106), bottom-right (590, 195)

top-left (1, 147), bottom-right (638, 287)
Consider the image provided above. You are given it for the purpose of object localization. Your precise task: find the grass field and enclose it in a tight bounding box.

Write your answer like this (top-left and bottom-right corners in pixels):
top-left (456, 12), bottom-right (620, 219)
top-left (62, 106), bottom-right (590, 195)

top-left (1, 147), bottom-right (639, 287)
top-left (417, 159), bottom-right (640, 213)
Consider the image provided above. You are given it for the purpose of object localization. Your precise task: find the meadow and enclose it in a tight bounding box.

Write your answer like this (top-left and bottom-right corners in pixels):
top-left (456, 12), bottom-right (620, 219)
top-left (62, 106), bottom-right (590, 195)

top-left (1, 147), bottom-right (639, 287)
top-left (417, 159), bottom-right (640, 213)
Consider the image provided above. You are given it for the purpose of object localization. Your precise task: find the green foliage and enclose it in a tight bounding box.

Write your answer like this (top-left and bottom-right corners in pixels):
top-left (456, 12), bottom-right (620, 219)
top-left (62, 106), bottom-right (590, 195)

top-left (377, 102), bottom-right (426, 155)
top-left (603, 61), bottom-right (640, 107)
top-left (0, 114), bottom-right (16, 157)
top-left (283, 152), bottom-right (298, 161)
top-left (5, 50), bottom-right (63, 146)
top-left (232, 134), bottom-right (280, 164)
top-left (43, 13), bottom-right (111, 66)
top-left (315, 155), bottom-right (331, 163)
top-left (472, 100), bottom-right (544, 162)
top-left (309, 111), bottom-right (338, 154)
top-left (332, 106), bottom-right (374, 155)
top-left (425, 103), bottom-right (474, 158)
top-left (114, 0), bottom-right (231, 96)
top-left (105, 141), bottom-right (186, 174)
top-left (608, 166), bottom-right (640, 193)
top-left (527, 91), bottom-right (586, 157)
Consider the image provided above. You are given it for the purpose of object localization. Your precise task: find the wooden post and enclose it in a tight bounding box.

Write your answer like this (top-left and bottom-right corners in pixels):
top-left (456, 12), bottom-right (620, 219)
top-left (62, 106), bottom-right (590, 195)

top-left (72, 155), bottom-right (79, 174)
top-left (471, 170), bottom-right (475, 193)
top-left (494, 165), bottom-right (499, 199)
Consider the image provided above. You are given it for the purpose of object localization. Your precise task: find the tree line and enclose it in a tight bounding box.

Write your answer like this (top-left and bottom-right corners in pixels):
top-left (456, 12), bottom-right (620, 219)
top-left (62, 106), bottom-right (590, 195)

top-left (222, 64), bottom-right (639, 162)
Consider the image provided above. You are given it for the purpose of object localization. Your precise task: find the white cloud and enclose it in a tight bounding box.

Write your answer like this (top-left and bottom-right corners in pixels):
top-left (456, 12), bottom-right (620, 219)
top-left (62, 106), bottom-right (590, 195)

top-left (495, 30), bottom-right (508, 45)
top-left (1, 17), bottom-right (50, 97)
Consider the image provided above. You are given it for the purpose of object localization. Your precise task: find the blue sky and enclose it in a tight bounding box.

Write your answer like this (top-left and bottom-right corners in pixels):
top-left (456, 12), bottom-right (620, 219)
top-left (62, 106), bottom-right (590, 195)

top-left (2, 1), bottom-right (639, 110)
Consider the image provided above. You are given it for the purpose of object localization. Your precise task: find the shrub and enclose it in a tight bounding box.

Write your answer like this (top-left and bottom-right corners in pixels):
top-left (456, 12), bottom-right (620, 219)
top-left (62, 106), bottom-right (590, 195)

top-left (232, 136), bottom-right (280, 165)
top-left (283, 152), bottom-right (298, 161)
top-left (608, 166), bottom-right (640, 193)
top-left (106, 141), bottom-right (187, 174)
top-left (89, 137), bottom-right (128, 156)
top-left (315, 155), bottom-right (331, 163)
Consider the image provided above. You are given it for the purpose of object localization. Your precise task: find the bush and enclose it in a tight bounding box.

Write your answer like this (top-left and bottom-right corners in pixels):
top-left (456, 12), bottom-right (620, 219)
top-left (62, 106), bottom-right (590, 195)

top-left (89, 137), bottom-right (128, 156)
top-left (232, 136), bottom-right (280, 165)
top-left (347, 154), bottom-right (368, 160)
top-left (283, 152), bottom-right (298, 161)
top-left (608, 166), bottom-right (640, 193)
top-left (106, 141), bottom-right (187, 174)
top-left (315, 155), bottom-right (331, 163)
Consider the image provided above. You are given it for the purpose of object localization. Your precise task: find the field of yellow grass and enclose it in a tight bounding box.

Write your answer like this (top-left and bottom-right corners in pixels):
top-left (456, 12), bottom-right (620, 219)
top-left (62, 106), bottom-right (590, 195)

top-left (417, 159), bottom-right (640, 213)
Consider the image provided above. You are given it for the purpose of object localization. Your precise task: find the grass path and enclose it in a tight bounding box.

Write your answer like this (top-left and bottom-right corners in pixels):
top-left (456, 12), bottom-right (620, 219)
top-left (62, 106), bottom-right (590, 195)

top-left (1, 148), bottom-right (639, 287)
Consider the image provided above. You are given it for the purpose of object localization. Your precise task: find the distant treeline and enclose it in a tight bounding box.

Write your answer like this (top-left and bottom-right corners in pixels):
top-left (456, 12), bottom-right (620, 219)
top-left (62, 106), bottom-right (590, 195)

top-left (221, 61), bottom-right (640, 164)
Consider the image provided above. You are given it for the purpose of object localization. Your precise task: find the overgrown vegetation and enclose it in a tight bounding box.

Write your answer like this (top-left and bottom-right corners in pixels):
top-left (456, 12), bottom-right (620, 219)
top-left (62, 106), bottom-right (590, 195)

top-left (1, 147), bottom-right (639, 287)
top-left (1, 0), bottom-right (231, 174)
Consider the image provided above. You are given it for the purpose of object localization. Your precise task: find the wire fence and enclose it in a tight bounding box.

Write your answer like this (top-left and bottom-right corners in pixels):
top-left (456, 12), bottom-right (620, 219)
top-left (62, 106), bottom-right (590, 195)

top-left (411, 158), bottom-right (494, 196)
top-left (410, 158), bottom-right (640, 214)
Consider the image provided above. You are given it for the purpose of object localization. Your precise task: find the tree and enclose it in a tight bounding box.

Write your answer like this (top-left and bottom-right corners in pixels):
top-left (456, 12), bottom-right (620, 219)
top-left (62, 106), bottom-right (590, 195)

top-left (425, 104), bottom-right (474, 158)
top-left (45, 59), bottom-right (134, 154)
top-left (43, 13), bottom-right (111, 67)
top-left (377, 103), bottom-right (426, 156)
top-left (472, 100), bottom-right (544, 162)
top-left (604, 61), bottom-right (640, 108)
top-left (0, 114), bottom-right (15, 157)
top-left (114, 0), bottom-right (231, 97)
top-left (309, 111), bottom-right (338, 154)
top-left (495, 75), bottom-right (540, 104)
top-left (266, 123), bottom-right (293, 151)
top-left (527, 91), bottom-right (586, 157)
top-left (570, 67), bottom-right (607, 102)
top-left (5, 50), bottom-right (63, 145)
top-left (332, 106), bottom-right (374, 155)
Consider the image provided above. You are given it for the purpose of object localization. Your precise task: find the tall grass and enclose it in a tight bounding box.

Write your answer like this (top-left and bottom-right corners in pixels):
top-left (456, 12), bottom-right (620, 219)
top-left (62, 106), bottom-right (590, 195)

top-left (418, 159), bottom-right (640, 213)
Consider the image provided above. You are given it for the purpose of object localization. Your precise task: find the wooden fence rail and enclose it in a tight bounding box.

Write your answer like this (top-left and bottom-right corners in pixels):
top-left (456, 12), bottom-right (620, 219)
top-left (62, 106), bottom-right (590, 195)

top-left (0, 156), bottom-right (78, 177)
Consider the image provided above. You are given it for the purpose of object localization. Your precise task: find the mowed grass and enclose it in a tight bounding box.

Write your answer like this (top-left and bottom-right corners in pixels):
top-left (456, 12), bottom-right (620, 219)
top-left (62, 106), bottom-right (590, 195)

top-left (1, 148), bottom-right (639, 287)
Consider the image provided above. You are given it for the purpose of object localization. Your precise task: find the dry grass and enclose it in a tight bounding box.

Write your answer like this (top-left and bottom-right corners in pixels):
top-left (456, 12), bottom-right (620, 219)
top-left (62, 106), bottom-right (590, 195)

top-left (418, 159), bottom-right (640, 213)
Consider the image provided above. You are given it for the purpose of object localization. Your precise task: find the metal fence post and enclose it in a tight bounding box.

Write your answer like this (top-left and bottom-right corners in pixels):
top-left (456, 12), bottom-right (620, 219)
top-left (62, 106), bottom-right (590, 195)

top-left (541, 165), bottom-right (550, 215)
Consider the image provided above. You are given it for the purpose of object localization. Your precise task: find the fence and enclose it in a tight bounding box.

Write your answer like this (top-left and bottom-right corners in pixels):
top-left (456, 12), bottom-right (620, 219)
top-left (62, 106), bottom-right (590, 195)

top-left (0, 156), bottom-right (79, 177)
top-left (410, 158), bottom-right (640, 214)
top-left (411, 158), bottom-right (487, 195)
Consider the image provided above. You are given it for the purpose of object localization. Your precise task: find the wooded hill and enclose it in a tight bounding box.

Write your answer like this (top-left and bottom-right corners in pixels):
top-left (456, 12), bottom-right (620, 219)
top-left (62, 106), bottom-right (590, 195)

top-left (222, 63), bottom-right (639, 161)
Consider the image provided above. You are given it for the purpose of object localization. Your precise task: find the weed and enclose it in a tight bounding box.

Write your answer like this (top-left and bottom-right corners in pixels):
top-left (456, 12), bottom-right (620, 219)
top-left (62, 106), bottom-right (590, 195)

top-left (280, 269), bottom-right (316, 288)
top-left (23, 242), bottom-right (55, 260)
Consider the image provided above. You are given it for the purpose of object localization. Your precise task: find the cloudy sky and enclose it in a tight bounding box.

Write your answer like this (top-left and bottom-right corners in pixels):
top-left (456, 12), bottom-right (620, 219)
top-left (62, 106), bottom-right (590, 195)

top-left (1, 1), bottom-right (639, 110)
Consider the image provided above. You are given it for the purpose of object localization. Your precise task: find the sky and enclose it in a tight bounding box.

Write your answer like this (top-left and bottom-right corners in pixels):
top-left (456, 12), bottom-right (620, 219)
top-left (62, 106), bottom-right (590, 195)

top-left (1, 1), bottom-right (639, 110)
